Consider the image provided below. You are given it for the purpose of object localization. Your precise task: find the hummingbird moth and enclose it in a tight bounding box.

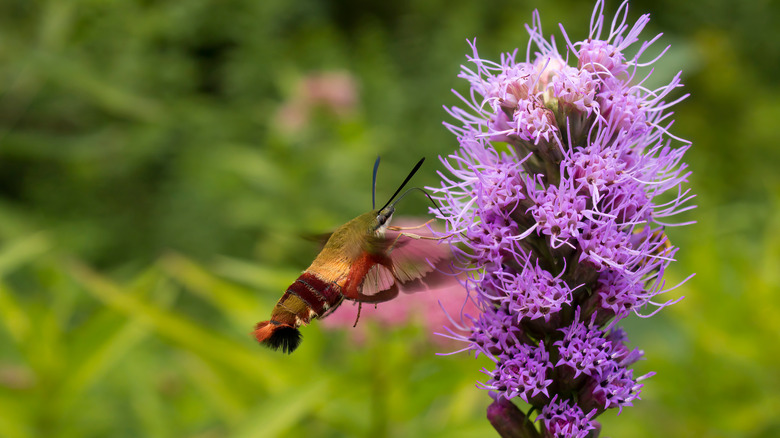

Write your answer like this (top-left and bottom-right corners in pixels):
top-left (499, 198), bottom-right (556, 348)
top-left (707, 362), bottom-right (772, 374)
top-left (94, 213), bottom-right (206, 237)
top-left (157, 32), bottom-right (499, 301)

top-left (254, 157), bottom-right (451, 353)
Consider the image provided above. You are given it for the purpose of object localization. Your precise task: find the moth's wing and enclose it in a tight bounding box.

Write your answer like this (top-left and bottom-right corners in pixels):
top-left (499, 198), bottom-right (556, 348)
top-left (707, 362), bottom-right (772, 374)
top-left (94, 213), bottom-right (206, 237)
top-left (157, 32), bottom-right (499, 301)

top-left (359, 262), bottom-right (399, 297)
top-left (337, 229), bottom-right (399, 302)
top-left (352, 226), bottom-right (455, 301)
top-left (383, 229), bottom-right (455, 294)
top-left (301, 232), bottom-right (334, 249)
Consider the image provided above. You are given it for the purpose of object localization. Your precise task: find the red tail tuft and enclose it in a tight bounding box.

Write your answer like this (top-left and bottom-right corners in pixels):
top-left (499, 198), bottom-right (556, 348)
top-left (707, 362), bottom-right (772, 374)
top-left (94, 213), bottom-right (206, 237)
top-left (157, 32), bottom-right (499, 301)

top-left (253, 320), bottom-right (302, 354)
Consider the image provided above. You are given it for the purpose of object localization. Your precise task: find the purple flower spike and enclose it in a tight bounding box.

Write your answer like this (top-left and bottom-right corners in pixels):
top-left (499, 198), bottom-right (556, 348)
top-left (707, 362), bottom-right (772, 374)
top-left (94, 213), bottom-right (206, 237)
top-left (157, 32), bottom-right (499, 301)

top-left (433, 1), bottom-right (694, 436)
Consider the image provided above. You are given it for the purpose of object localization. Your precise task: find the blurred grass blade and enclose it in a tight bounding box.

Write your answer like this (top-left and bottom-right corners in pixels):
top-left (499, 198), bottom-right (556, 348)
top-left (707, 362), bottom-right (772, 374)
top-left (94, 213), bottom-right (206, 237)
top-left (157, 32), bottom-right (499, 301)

top-left (181, 353), bottom-right (249, 426)
top-left (67, 259), bottom-right (292, 392)
top-left (233, 379), bottom-right (331, 438)
top-left (158, 253), bottom-right (261, 327)
top-left (0, 282), bottom-right (30, 345)
top-left (211, 255), bottom-right (301, 293)
top-left (0, 396), bottom-right (31, 438)
top-left (58, 269), bottom-right (176, 408)
top-left (0, 232), bottom-right (51, 278)
top-left (29, 50), bottom-right (164, 122)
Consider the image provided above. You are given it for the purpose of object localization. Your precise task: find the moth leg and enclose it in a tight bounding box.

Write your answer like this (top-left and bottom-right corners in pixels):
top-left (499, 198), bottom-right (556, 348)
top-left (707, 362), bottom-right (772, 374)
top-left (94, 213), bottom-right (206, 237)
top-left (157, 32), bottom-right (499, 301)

top-left (387, 218), bottom-right (436, 231)
top-left (344, 286), bottom-right (399, 303)
top-left (387, 230), bottom-right (454, 252)
top-left (352, 303), bottom-right (362, 327)
top-left (349, 287), bottom-right (397, 326)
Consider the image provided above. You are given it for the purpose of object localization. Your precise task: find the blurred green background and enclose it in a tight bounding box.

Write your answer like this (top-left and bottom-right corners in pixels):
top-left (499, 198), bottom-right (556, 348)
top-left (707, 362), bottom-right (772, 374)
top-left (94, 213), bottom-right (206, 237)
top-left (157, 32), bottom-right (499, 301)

top-left (0, 0), bottom-right (778, 437)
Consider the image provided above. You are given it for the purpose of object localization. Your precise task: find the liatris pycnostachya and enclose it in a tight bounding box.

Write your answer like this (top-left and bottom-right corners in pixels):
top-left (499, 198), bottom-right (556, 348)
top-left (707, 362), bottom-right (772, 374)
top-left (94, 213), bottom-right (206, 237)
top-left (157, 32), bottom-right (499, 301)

top-left (432, 1), bottom-right (695, 436)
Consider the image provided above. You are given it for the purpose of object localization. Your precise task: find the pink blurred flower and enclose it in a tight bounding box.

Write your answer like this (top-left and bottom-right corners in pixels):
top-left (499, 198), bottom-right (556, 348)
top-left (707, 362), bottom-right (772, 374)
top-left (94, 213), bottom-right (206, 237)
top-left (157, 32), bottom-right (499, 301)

top-left (320, 278), bottom-right (477, 347)
top-left (276, 71), bottom-right (358, 132)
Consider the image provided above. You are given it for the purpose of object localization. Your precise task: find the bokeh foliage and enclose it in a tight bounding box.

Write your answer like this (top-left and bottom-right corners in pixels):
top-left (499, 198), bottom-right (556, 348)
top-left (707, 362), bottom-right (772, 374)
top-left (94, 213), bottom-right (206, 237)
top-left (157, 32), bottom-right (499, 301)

top-left (1, 0), bottom-right (779, 437)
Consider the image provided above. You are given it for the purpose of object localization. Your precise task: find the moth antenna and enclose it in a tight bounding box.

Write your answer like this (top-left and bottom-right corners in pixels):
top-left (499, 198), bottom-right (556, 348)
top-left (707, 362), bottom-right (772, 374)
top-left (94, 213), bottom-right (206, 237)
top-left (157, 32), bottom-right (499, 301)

top-left (379, 158), bottom-right (425, 211)
top-left (390, 186), bottom-right (447, 222)
top-left (372, 156), bottom-right (381, 210)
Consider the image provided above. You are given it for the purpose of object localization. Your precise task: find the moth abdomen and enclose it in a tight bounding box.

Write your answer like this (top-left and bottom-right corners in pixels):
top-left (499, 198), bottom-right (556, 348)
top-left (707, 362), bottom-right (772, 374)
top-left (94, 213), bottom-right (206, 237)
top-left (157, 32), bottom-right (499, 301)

top-left (254, 320), bottom-right (302, 354)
